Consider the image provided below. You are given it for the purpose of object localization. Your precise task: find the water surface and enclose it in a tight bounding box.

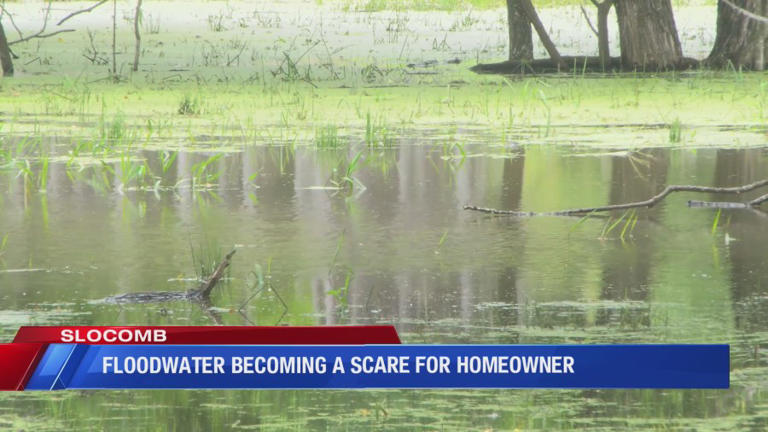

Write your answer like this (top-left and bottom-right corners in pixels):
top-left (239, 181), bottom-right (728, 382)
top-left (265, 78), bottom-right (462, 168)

top-left (1, 137), bottom-right (767, 430)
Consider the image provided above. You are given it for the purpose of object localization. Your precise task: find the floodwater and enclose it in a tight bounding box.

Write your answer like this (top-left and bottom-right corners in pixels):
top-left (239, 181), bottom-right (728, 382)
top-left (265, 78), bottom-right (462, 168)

top-left (0, 133), bottom-right (766, 430)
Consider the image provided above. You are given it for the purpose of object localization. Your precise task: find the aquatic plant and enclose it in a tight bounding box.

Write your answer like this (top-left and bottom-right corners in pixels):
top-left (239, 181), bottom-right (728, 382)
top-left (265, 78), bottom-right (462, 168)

top-left (37, 154), bottom-right (49, 192)
top-left (100, 112), bottom-right (128, 141)
top-left (619, 210), bottom-right (639, 242)
top-left (441, 140), bottom-right (466, 161)
top-left (365, 112), bottom-right (393, 147)
top-left (142, 13), bottom-right (161, 34)
top-left (191, 153), bottom-right (223, 189)
top-left (330, 150), bottom-right (365, 192)
top-left (711, 208), bottom-right (722, 235)
top-left (15, 160), bottom-right (35, 193)
top-left (669, 119), bottom-right (683, 143)
top-left (240, 258), bottom-right (288, 325)
top-left (207, 13), bottom-right (227, 32)
top-left (449, 9), bottom-right (479, 31)
top-left (178, 95), bottom-right (202, 115)
top-left (599, 209), bottom-right (638, 241)
top-left (101, 149), bottom-right (150, 192)
top-left (159, 150), bottom-right (177, 175)
top-left (315, 125), bottom-right (341, 149)
top-left (435, 230), bottom-right (449, 254)
top-left (327, 271), bottom-right (352, 316)
top-left (190, 242), bottom-right (227, 282)
top-left (0, 233), bottom-right (7, 259)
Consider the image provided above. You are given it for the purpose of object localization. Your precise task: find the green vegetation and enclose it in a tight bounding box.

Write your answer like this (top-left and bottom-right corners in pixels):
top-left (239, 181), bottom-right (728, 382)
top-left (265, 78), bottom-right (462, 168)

top-left (5, 72), bottom-right (768, 148)
top-left (668, 118), bottom-right (683, 143)
top-left (0, 1), bottom-right (765, 431)
top-left (315, 125), bottom-right (342, 148)
top-left (177, 94), bottom-right (203, 115)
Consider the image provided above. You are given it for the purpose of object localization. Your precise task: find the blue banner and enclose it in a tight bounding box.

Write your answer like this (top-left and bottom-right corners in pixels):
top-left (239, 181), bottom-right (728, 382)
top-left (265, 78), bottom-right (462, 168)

top-left (25, 344), bottom-right (729, 390)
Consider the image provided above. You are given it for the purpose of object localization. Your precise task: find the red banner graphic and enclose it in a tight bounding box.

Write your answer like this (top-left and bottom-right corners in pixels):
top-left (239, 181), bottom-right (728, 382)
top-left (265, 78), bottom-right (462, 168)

top-left (12, 326), bottom-right (402, 345)
top-left (0, 343), bottom-right (47, 391)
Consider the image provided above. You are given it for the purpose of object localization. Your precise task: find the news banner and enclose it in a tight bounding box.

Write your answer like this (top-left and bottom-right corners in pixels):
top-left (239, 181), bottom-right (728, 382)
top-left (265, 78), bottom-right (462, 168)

top-left (0, 326), bottom-right (729, 390)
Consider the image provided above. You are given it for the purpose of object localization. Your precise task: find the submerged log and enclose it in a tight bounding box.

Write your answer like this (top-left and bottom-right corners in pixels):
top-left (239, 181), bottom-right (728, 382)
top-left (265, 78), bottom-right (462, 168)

top-left (464, 180), bottom-right (768, 217)
top-left (102, 249), bottom-right (237, 304)
top-left (102, 290), bottom-right (193, 304)
top-left (687, 200), bottom-right (751, 209)
top-left (470, 56), bottom-right (700, 75)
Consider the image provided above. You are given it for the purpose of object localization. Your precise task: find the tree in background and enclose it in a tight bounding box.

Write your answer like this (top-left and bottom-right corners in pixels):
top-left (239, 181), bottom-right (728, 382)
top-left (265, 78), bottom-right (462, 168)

top-left (500, 0), bottom-right (684, 71)
top-left (586, 0), bottom-right (615, 70)
top-left (0, 21), bottom-right (12, 76)
top-left (506, 0), bottom-right (532, 61)
top-left (708, 0), bottom-right (768, 70)
top-left (614, 0), bottom-right (684, 69)
top-left (0, 0), bottom-right (130, 78)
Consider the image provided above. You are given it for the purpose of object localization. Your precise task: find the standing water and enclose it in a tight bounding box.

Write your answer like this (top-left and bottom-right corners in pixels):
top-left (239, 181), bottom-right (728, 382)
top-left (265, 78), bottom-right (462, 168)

top-left (0, 138), bottom-right (766, 430)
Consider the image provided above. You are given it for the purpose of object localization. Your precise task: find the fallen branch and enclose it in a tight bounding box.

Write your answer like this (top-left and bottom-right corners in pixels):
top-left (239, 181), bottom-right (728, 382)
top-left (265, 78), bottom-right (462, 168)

top-left (195, 249), bottom-right (237, 298)
top-left (580, 5), bottom-right (599, 37)
top-left (518, 0), bottom-right (567, 69)
top-left (57, 0), bottom-right (109, 26)
top-left (3, 0), bottom-right (105, 50)
top-left (9, 29), bottom-right (74, 45)
top-left (7, 1), bottom-right (76, 46)
top-left (0, 6), bottom-right (24, 40)
top-left (8, 1), bottom-right (51, 46)
top-left (464, 179), bottom-right (768, 216)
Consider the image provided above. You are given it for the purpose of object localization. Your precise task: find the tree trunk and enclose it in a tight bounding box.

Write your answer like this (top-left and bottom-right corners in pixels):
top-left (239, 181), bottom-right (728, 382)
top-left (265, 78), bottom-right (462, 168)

top-left (111, 0), bottom-right (117, 79)
top-left (0, 22), bottom-right (13, 77)
top-left (615, 0), bottom-right (683, 70)
top-left (506, 0), bottom-right (532, 61)
top-left (708, 0), bottom-right (768, 70)
top-left (596, 1), bottom-right (613, 70)
top-left (133, 0), bottom-right (143, 72)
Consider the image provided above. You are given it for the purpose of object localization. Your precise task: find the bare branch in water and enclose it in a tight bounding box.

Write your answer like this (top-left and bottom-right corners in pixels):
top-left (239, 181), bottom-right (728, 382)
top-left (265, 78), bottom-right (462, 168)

top-left (57, 0), bottom-right (109, 26)
top-left (9, 29), bottom-right (74, 45)
top-left (7, 1), bottom-right (61, 46)
top-left (196, 249), bottom-right (237, 298)
top-left (464, 179), bottom-right (768, 216)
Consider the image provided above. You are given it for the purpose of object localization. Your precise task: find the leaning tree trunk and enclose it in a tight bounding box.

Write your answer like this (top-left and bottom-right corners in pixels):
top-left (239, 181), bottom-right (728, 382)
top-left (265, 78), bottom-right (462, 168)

top-left (0, 22), bottom-right (13, 76)
top-left (615, 0), bottom-right (683, 70)
top-left (506, 0), bottom-right (533, 61)
top-left (708, 0), bottom-right (768, 70)
top-left (518, 0), bottom-right (567, 69)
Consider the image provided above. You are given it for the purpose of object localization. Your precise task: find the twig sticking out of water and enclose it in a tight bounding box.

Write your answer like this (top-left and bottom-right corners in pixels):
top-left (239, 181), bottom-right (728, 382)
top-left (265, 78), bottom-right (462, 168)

top-left (195, 249), bottom-right (237, 298)
top-left (464, 179), bottom-right (768, 217)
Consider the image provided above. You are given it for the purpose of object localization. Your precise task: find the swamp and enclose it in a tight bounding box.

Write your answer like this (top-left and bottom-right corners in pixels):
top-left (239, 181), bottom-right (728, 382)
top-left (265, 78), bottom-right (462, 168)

top-left (0, 0), bottom-right (767, 430)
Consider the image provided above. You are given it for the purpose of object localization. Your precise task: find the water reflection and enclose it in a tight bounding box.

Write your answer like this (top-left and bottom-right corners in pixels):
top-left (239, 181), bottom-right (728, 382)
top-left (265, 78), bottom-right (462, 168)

top-left (0, 140), bottom-right (767, 429)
